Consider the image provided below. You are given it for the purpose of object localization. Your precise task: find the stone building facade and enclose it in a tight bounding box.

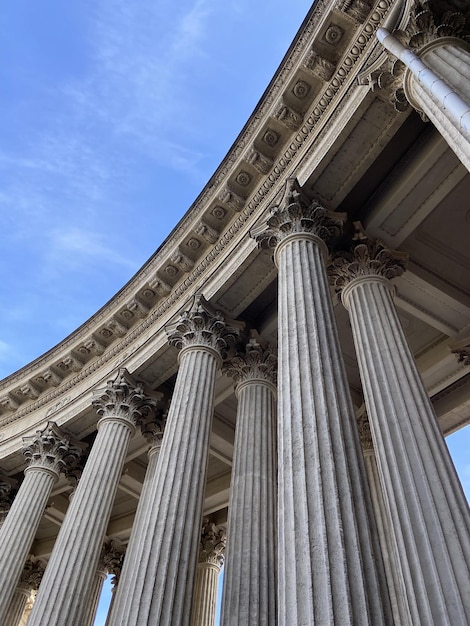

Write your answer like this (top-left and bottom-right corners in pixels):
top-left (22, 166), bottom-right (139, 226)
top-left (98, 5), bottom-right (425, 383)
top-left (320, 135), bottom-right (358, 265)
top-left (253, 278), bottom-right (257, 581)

top-left (0, 0), bottom-right (469, 624)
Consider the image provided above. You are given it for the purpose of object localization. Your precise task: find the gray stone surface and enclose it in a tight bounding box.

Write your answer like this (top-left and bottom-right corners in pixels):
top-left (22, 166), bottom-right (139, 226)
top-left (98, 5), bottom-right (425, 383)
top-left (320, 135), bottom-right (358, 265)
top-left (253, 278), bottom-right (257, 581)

top-left (333, 238), bottom-right (470, 624)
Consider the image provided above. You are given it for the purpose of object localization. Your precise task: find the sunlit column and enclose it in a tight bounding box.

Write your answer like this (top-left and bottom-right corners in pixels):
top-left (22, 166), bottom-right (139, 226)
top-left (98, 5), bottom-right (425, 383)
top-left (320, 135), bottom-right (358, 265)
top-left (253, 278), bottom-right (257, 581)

top-left (191, 519), bottom-right (226, 626)
top-left (28, 369), bottom-right (157, 626)
top-left (251, 178), bottom-right (392, 626)
top-left (330, 236), bottom-right (470, 624)
top-left (106, 411), bottom-right (166, 625)
top-left (377, 29), bottom-right (470, 171)
top-left (108, 295), bottom-right (242, 626)
top-left (221, 334), bottom-right (277, 626)
top-left (0, 423), bottom-right (83, 625)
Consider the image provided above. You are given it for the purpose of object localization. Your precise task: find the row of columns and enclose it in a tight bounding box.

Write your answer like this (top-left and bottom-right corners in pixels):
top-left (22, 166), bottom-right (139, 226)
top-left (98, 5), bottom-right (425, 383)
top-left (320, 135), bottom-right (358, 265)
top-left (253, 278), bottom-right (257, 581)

top-left (1, 186), bottom-right (469, 625)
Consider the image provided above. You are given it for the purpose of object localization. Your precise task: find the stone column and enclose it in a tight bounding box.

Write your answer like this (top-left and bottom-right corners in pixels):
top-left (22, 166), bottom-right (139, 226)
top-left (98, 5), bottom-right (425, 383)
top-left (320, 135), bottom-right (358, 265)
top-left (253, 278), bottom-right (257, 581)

top-left (221, 334), bottom-right (277, 626)
top-left (191, 519), bottom-right (226, 626)
top-left (3, 558), bottom-right (45, 626)
top-left (106, 413), bottom-right (165, 626)
top-left (103, 540), bottom-right (126, 626)
top-left (28, 369), bottom-right (157, 626)
top-left (83, 558), bottom-right (108, 626)
top-left (330, 236), bottom-right (470, 625)
top-left (108, 294), bottom-right (242, 626)
top-left (356, 407), bottom-right (412, 626)
top-left (377, 29), bottom-right (470, 171)
top-left (0, 423), bottom-right (83, 625)
top-left (251, 178), bottom-right (391, 626)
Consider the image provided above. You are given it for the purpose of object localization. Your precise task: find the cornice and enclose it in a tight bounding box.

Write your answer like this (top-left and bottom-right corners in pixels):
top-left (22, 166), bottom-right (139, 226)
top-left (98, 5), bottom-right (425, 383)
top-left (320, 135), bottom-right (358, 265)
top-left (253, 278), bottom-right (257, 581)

top-left (0, 0), bottom-right (394, 426)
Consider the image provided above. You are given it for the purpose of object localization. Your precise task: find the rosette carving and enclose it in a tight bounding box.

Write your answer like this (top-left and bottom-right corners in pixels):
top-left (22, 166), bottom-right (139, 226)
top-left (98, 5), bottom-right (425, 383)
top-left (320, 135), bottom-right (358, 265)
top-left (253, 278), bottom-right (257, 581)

top-left (23, 422), bottom-right (85, 476)
top-left (92, 369), bottom-right (158, 427)
top-left (198, 518), bottom-right (226, 567)
top-left (166, 294), bottom-right (243, 359)
top-left (251, 178), bottom-right (344, 252)
top-left (329, 235), bottom-right (408, 294)
top-left (224, 333), bottom-right (277, 386)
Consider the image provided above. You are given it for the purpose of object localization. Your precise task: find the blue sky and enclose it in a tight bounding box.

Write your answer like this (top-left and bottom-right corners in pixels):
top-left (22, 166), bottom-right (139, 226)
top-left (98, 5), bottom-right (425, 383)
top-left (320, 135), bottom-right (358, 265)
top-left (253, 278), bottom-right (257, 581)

top-left (0, 2), bottom-right (468, 624)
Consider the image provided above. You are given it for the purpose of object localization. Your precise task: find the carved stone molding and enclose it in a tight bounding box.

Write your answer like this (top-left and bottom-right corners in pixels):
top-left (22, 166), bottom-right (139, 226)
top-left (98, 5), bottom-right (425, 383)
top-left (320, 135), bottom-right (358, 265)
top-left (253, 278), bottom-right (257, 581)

top-left (247, 148), bottom-right (274, 175)
top-left (329, 234), bottom-right (408, 294)
top-left (22, 422), bottom-right (85, 476)
top-left (0, 472), bottom-right (17, 522)
top-left (92, 369), bottom-right (158, 428)
top-left (252, 178), bottom-right (344, 252)
top-left (195, 220), bottom-right (219, 244)
top-left (275, 104), bottom-right (303, 130)
top-left (356, 405), bottom-right (374, 451)
top-left (337, 0), bottom-right (372, 22)
top-left (198, 519), bottom-right (226, 567)
top-left (0, 0), bottom-right (393, 425)
top-left (140, 399), bottom-right (167, 447)
top-left (224, 332), bottom-right (277, 387)
top-left (100, 539), bottom-right (126, 588)
top-left (18, 557), bottom-right (46, 592)
top-left (303, 48), bottom-right (336, 80)
top-left (166, 294), bottom-right (243, 359)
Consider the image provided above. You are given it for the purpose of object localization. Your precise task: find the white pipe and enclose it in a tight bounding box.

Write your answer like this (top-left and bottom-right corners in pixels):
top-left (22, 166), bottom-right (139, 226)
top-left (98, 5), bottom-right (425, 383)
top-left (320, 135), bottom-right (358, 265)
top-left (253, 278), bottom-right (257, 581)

top-left (377, 27), bottom-right (470, 135)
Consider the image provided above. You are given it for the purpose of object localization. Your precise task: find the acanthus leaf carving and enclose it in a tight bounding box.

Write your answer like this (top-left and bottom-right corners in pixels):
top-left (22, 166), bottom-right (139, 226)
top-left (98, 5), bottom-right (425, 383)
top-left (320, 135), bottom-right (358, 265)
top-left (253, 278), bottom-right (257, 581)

top-left (198, 518), bottom-right (226, 567)
top-left (166, 294), bottom-right (243, 360)
top-left (251, 178), bottom-right (344, 252)
top-left (224, 332), bottom-right (277, 387)
top-left (195, 220), bottom-right (219, 244)
top-left (22, 421), bottom-right (85, 477)
top-left (329, 229), bottom-right (408, 294)
top-left (92, 368), bottom-right (158, 428)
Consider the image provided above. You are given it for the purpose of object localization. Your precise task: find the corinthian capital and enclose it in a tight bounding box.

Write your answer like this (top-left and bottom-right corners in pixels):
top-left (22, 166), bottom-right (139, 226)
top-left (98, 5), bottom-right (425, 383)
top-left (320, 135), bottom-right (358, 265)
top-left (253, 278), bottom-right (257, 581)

top-left (224, 332), bottom-right (277, 387)
top-left (23, 422), bottom-right (85, 477)
top-left (92, 369), bottom-right (158, 428)
top-left (198, 519), bottom-right (226, 567)
top-left (251, 178), bottom-right (344, 252)
top-left (356, 405), bottom-right (374, 452)
top-left (329, 235), bottom-right (408, 295)
top-left (99, 539), bottom-right (126, 587)
top-left (0, 472), bottom-right (17, 522)
top-left (166, 294), bottom-right (244, 360)
top-left (19, 557), bottom-right (46, 591)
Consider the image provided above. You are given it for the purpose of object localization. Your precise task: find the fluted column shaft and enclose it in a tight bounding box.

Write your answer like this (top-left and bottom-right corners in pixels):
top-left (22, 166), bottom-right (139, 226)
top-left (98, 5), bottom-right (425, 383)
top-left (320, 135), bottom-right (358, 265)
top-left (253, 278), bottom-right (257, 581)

top-left (191, 521), bottom-right (225, 626)
top-left (277, 235), bottom-right (389, 624)
top-left (0, 423), bottom-right (81, 626)
top-left (377, 30), bottom-right (470, 171)
top-left (191, 563), bottom-right (220, 626)
top-left (28, 370), bottom-right (156, 626)
top-left (109, 349), bottom-right (218, 625)
top-left (252, 181), bottom-right (391, 625)
top-left (221, 341), bottom-right (277, 626)
top-left (0, 469), bottom-right (55, 625)
top-left (3, 586), bottom-right (30, 626)
top-left (106, 436), bottom-right (163, 624)
top-left (342, 274), bottom-right (470, 624)
top-left (108, 295), bottom-right (240, 626)
top-left (83, 569), bottom-right (107, 626)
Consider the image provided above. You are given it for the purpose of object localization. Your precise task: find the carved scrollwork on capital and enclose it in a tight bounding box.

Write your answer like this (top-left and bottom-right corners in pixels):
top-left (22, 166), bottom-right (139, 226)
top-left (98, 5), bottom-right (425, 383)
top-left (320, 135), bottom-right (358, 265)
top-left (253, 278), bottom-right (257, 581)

top-left (198, 518), bottom-right (226, 567)
top-left (251, 178), bottom-right (344, 253)
top-left (140, 399), bottom-right (168, 448)
top-left (329, 234), bottom-right (408, 295)
top-left (23, 422), bottom-right (85, 477)
top-left (18, 557), bottom-right (46, 591)
top-left (92, 368), bottom-right (158, 428)
top-left (99, 539), bottom-right (126, 588)
top-left (356, 405), bottom-right (374, 452)
top-left (0, 471), bottom-right (17, 522)
top-left (166, 294), bottom-right (244, 361)
top-left (224, 333), bottom-right (277, 388)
